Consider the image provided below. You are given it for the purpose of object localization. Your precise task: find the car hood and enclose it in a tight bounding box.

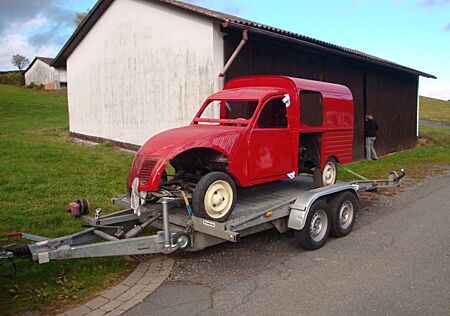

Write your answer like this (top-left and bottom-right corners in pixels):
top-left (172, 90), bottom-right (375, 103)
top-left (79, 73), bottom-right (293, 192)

top-left (138, 125), bottom-right (247, 158)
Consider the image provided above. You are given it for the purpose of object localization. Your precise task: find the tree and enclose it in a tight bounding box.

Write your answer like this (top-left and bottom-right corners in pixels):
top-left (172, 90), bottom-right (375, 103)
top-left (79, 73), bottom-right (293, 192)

top-left (75, 11), bottom-right (89, 26)
top-left (11, 54), bottom-right (30, 71)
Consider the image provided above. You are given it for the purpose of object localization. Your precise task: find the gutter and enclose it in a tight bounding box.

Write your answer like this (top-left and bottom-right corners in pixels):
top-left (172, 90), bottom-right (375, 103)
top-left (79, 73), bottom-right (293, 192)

top-left (225, 22), bottom-right (436, 79)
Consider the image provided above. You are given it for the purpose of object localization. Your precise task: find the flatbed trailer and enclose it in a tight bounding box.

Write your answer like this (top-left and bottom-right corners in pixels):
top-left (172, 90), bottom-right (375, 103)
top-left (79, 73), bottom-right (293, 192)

top-left (1, 171), bottom-right (405, 264)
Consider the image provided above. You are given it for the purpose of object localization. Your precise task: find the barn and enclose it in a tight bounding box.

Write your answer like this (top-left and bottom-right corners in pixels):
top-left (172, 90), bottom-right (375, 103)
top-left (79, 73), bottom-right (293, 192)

top-left (24, 57), bottom-right (67, 89)
top-left (52, 0), bottom-right (435, 159)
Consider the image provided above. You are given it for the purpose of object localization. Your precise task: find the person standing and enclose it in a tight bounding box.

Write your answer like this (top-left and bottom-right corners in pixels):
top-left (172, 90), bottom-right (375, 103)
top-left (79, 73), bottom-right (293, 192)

top-left (364, 115), bottom-right (378, 160)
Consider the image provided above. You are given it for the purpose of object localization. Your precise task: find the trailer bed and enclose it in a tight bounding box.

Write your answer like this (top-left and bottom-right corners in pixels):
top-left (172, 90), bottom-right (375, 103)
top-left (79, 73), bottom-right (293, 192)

top-left (223, 176), bottom-right (313, 224)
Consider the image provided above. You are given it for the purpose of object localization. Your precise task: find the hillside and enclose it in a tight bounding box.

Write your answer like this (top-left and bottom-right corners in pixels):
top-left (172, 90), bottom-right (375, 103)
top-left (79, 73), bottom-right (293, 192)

top-left (419, 96), bottom-right (450, 124)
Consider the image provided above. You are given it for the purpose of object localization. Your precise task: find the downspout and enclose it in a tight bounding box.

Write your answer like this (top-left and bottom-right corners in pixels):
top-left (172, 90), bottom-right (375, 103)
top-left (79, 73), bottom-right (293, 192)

top-left (215, 27), bottom-right (248, 91)
top-left (416, 77), bottom-right (420, 137)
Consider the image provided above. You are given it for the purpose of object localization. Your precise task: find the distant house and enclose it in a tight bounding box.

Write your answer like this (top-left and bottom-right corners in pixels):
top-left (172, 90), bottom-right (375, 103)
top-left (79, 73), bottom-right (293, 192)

top-left (24, 57), bottom-right (67, 89)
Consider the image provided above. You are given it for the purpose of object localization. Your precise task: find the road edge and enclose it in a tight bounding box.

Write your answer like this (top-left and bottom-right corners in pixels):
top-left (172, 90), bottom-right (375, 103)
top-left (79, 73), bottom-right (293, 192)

top-left (60, 257), bottom-right (174, 316)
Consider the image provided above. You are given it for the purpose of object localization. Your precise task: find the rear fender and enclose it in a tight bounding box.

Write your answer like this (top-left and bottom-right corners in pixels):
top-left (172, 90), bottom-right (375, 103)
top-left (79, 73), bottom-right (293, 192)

top-left (288, 184), bottom-right (358, 230)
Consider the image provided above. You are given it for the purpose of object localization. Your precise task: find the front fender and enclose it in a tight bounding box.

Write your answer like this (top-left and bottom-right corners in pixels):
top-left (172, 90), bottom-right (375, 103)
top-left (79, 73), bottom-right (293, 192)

top-left (130, 156), bottom-right (167, 192)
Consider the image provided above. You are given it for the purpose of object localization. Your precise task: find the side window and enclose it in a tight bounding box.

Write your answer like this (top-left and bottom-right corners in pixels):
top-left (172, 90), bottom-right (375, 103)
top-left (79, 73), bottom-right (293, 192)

top-left (257, 98), bottom-right (287, 128)
top-left (300, 91), bottom-right (323, 126)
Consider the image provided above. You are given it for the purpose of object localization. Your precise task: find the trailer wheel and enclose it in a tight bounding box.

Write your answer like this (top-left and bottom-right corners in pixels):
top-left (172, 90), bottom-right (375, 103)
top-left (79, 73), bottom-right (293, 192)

top-left (295, 199), bottom-right (331, 250)
top-left (329, 191), bottom-right (358, 237)
top-left (313, 158), bottom-right (337, 188)
top-left (192, 172), bottom-right (236, 222)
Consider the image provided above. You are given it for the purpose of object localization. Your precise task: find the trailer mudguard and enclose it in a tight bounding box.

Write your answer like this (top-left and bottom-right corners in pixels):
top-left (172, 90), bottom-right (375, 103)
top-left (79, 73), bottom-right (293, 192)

top-left (288, 183), bottom-right (358, 230)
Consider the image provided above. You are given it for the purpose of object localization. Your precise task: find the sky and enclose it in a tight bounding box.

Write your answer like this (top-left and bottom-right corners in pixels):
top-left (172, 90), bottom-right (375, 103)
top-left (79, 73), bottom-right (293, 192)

top-left (0, 0), bottom-right (449, 99)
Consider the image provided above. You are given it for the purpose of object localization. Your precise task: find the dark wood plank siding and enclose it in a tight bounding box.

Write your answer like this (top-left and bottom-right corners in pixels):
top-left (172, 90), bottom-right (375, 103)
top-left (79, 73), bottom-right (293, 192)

top-left (366, 70), bottom-right (418, 155)
top-left (224, 32), bottom-right (419, 159)
top-left (225, 33), bottom-right (323, 80)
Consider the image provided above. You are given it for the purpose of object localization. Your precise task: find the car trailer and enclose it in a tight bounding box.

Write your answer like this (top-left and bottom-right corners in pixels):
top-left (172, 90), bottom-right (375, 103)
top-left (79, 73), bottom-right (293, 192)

top-left (1, 170), bottom-right (405, 264)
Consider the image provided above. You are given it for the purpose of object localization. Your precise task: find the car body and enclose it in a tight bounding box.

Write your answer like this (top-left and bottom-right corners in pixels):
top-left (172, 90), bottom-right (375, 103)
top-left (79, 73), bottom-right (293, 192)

top-left (129, 75), bottom-right (353, 191)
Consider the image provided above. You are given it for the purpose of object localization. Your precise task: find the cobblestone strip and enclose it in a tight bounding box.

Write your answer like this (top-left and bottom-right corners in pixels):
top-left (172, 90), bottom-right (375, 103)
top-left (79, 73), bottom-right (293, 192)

top-left (60, 258), bottom-right (173, 316)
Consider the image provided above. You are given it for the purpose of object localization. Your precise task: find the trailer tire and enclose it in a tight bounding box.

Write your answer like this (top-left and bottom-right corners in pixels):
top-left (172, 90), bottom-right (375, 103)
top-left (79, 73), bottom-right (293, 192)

top-left (313, 158), bottom-right (337, 188)
top-left (192, 172), bottom-right (236, 223)
top-left (329, 191), bottom-right (358, 237)
top-left (295, 199), bottom-right (331, 250)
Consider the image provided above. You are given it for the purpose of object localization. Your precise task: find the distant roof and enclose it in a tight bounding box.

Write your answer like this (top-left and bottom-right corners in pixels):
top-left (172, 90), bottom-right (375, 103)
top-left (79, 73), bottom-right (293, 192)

top-left (52, 0), bottom-right (436, 79)
top-left (25, 57), bottom-right (55, 72)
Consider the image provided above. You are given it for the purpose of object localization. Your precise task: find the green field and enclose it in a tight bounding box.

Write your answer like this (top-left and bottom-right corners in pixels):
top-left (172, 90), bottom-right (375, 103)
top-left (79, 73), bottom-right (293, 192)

top-left (420, 95), bottom-right (450, 124)
top-left (0, 85), bottom-right (449, 315)
top-left (339, 125), bottom-right (450, 181)
top-left (0, 85), bottom-right (136, 315)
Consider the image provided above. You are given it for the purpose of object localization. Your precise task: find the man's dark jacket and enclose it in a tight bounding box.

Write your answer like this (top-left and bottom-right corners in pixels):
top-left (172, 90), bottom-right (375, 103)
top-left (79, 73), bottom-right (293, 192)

top-left (364, 120), bottom-right (378, 137)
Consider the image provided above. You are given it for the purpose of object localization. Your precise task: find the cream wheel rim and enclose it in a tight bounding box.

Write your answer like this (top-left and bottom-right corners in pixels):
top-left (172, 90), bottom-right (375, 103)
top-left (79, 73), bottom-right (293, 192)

top-left (322, 161), bottom-right (337, 186)
top-left (204, 180), bottom-right (233, 219)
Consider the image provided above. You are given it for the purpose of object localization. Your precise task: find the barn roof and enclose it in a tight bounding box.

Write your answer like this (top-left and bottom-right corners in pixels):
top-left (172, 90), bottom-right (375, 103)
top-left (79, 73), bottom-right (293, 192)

top-left (25, 57), bottom-right (54, 73)
top-left (52, 0), bottom-right (435, 79)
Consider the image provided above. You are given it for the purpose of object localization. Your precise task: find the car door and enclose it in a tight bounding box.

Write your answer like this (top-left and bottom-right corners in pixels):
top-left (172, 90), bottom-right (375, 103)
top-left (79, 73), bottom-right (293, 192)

top-left (248, 96), bottom-right (294, 180)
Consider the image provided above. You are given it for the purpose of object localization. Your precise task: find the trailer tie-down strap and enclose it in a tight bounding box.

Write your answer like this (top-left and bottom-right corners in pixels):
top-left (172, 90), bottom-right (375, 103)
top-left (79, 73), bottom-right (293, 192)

top-left (339, 166), bottom-right (368, 180)
top-left (180, 191), bottom-right (193, 216)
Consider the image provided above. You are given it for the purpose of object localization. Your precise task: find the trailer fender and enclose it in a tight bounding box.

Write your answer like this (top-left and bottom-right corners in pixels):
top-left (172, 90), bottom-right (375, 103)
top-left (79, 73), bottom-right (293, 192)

top-left (288, 183), bottom-right (358, 230)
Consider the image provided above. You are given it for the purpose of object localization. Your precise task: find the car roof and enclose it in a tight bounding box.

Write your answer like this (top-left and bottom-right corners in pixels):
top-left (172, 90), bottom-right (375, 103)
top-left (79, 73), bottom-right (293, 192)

top-left (225, 75), bottom-right (352, 97)
top-left (208, 87), bottom-right (287, 101)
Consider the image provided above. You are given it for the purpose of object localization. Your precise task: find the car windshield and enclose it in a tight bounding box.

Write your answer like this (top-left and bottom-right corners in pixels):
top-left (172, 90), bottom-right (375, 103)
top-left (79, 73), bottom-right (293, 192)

top-left (197, 100), bottom-right (258, 124)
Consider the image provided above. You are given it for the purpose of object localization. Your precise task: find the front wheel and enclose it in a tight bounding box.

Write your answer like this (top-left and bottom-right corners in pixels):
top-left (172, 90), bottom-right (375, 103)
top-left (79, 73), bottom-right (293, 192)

top-left (294, 199), bottom-right (331, 250)
top-left (313, 158), bottom-right (338, 188)
top-left (192, 172), bottom-right (237, 222)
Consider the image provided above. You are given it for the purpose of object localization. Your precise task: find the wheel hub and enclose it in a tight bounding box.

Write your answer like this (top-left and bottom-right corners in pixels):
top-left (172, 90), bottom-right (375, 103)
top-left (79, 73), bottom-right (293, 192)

top-left (204, 180), bottom-right (233, 218)
top-left (310, 210), bottom-right (328, 242)
top-left (322, 162), bottom-right (336, 185)
top-left (338, 201), bottom-right (354, 229)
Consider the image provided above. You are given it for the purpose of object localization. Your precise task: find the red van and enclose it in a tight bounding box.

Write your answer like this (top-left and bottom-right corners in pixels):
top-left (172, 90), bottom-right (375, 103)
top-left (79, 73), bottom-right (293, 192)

top-left (128, 76), bottom-right (354, 222)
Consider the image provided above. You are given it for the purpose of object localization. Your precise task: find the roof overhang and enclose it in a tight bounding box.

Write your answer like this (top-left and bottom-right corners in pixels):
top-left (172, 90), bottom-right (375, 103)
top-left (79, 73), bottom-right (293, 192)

top-left (52, 0), bottom-right (436, 79)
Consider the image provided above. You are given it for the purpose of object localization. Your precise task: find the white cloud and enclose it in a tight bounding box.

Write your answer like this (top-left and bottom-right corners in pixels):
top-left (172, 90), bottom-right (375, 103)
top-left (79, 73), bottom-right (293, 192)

top-left (420, 78), bottom-right (450, 100)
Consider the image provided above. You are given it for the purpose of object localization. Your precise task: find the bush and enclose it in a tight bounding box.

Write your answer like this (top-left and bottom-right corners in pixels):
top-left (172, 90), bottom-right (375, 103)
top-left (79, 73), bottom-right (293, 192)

top-left (0, 71), bottom-right (24, 86)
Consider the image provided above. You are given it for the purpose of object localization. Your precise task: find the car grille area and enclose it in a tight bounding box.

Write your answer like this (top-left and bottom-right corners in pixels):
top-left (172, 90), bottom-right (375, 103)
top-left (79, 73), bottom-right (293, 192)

top-left (129, 156), bottom-right (160, 187)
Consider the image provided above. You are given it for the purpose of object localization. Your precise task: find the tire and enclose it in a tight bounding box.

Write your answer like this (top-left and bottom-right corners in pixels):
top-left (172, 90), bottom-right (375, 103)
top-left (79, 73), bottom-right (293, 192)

top-left (313, 158), bottom-right (338, 188)
top-left (192, 172), bottom-right (237, 222)
top-left (329, 191), bottom-right (359, 237)
top-left (294, 199), bottom-right (331, 250)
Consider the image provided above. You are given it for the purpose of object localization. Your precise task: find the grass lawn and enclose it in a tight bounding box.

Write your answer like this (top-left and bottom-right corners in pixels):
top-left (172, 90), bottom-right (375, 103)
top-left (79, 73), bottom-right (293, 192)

top-left (419, 95), bottom-right (450, 124)
top-left (339, 125), bottom-right (449, 182)
top-left (0, 85), bottom-right (136, 315)
top-left (0, 85), bottom-right (448, 315)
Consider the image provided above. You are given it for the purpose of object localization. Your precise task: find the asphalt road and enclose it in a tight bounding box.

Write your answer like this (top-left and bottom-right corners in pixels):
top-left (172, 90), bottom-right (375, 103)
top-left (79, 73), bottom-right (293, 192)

top-left (420, 120), bottom-right (450, 129)
top-left (127, 173), bottom-right (450, 315)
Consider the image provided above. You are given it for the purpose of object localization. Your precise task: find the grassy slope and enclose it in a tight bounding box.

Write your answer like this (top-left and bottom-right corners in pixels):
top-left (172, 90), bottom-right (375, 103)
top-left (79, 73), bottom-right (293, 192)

top-left (419, 96), bottom-right (450, 124)
top-left (0, 86), bottom-right (136, 315)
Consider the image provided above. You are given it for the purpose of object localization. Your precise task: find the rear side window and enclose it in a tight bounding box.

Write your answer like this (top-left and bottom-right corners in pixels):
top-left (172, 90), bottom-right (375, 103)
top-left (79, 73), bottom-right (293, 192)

top-left (257, 98), bottom-right (287, 128)
top-left (300, 91), bottom-right (323, 126)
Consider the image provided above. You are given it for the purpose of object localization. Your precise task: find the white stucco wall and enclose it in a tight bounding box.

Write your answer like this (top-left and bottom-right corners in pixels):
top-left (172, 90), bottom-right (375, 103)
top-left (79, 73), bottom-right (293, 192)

top-left (25, 60), bottom-right (67, 86)
top-left (67, 0), bottom-right (224, 146)
top-left (25, 59), bottom-right (53, 85)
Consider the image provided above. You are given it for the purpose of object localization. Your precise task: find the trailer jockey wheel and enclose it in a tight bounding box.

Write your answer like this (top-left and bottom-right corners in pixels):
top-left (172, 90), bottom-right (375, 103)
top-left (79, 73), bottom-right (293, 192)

top-left (295, 199), bottom-right (331, 250)
top-left (329, 191), bottom-right (359, 237)
top-left (313, 158), bottom-right (338, 188)
top-left (173, 232), bottom-right (190, 250)
top-left (192, 172), bottom-right (237, 223)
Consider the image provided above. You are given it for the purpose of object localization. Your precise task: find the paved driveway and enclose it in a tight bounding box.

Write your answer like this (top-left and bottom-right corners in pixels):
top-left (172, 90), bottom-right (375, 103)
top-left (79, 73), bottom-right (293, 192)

top-left (127, 173), bottom-right (450, 315)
